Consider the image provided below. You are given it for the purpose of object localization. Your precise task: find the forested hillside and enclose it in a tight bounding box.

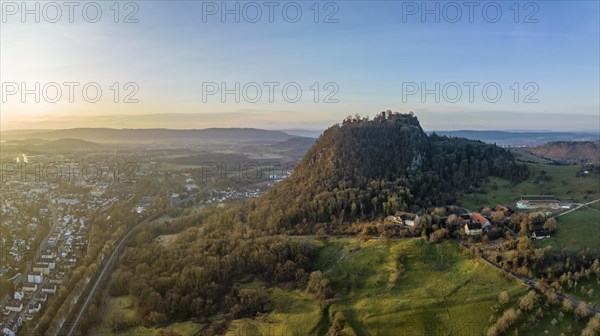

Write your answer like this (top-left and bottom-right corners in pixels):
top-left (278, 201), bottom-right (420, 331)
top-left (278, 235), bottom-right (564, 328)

top-left (524, 141), bottom-right (600, 164)
top-left (105, 206), bottom-right (318, 331)
top-left (248, 112), bottom-right (529, 232)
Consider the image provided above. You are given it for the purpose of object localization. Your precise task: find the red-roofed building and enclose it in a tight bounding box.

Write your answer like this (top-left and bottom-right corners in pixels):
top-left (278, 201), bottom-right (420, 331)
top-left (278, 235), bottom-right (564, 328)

top-left (494, 204), bottom-right (511, 215)
top-left (471, 212), bottom-right (491, 230)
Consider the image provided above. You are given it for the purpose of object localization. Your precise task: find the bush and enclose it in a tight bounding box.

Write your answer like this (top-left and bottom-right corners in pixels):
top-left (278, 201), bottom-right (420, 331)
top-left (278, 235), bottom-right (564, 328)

top-left (582, 313), bottom-right (600, 336)
top-left (518, 290), bottom-right (539, 311)
top-left (498, 291), bottom-right (509, 305)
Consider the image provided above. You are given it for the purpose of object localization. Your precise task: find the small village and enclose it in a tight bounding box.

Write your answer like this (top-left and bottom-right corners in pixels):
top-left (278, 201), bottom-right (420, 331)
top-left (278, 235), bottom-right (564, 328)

top-left (384, 194), bottom-right (575, 242)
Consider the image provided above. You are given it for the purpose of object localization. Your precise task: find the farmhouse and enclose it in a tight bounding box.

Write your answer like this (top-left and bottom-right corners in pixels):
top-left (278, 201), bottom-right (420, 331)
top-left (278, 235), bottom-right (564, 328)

top-left (464, 222), bottom-right (483, 236)
top-left (470, 212), bottom-right (491, 231)
top-left (395, 211), bottom-right (421, 227)
top-left (531, 229), bottom-right (551, 240)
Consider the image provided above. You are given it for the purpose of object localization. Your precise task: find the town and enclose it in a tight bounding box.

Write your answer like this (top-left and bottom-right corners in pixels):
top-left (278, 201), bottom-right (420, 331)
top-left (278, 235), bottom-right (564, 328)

top-left (0, 152), bottom-right (295, 335)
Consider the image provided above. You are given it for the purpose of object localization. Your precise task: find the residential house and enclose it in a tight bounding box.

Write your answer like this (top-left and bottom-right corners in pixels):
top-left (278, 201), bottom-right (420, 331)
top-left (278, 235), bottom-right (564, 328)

top-left (12, 292), bottom-right (23, 301)
top-left (27, 272), bottom-right (43, 284)
top-left (33, 262), bottom-right (50, 275)
top-left (27, 302), bottom-right (41, 314)
top-left (4, 301), bottom-right (23, 313)
top-left (22, 283), bottom-right (37, 292)
top-left (41, 285), bottom-right (57, 295)
top-left (36, 294), bottom-right (47, 303)
top-left (48, 276), bottom-right (63, 285)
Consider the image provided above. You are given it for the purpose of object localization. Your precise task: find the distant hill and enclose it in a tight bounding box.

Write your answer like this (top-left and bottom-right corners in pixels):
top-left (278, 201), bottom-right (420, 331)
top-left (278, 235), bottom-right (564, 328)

top-left (1, 128), bottom-right (295, 145)
top-left (280, 129), bottom-right (323, 138)
top-left (269, 136), bottom-right (316, 158)
top-left (0, 138), bottom-right (102, 153)
top-left (39, 138), bottom-right (102, 151)
top-left (248, 112), bottom-right (528, 231)
top-left (524, 141), bottom-right (600, 164)
top-left (434, 130), bottom-right (599, 147)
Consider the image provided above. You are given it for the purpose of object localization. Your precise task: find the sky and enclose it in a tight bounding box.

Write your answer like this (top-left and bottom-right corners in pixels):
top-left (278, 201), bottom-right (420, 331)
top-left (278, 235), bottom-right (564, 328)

top-left (1, 0), bottom-right (599, 132)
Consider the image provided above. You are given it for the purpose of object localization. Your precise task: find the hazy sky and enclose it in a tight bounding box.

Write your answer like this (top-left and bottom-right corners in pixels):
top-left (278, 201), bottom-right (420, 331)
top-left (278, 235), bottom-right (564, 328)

top-left (1, 0), bottom-right (599, 131)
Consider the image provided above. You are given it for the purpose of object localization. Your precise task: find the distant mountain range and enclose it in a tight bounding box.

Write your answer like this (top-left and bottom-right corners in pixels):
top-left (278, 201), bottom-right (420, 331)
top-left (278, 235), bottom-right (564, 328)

top-left (3, 128), bottom-right (598, 148)
top-left (1, 138), bottom-right (104, 154)
top-left (433, 130), bottom-right (599, 147)
top-left (1, 128), bottom-right (297, 145)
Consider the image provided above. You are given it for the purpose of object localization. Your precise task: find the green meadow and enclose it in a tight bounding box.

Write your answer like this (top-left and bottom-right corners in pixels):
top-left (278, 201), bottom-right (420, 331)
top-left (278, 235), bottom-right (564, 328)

top-left (92, 296), bottom-right (203, 336)
top-left (459, 161), bottom-right (600, 211)
top-left (227, 237), bottom-right (526, 336)
top-left (535, 208), bottom-right (600, 251)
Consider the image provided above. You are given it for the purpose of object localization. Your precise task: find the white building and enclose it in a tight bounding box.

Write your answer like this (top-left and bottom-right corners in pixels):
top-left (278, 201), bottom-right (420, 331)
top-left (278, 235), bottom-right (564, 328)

top-left (27, 272), bottom-right (43, 284)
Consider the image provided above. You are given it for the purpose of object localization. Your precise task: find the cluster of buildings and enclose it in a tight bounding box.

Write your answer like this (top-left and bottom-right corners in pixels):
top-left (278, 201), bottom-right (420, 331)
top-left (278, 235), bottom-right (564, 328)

top-left (1, 182), bottom-right (53, 276)
top-left (385, 201), bottom-right (558, 241)
top-left (0, 180), bottom-right (124, 335)
top-left (204, 188), bottom-right (264, 203)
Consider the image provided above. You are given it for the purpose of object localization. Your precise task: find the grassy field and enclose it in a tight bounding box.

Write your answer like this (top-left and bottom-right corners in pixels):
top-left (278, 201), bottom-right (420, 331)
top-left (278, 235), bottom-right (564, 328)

top-left (226, 285), bottom-right (322, 336)
top-left (92, 296), bottom-right (203, 335)
top-left (511, 149), bottom-right (556, 165)
top-left (228, 237), bottom-right (527, 336)
top-left (535, 207), bottom-right (600, 251)
top-left (459, 161), bottom-right (600, 211)
top-left (315, 238), bottom-right (526, 336)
